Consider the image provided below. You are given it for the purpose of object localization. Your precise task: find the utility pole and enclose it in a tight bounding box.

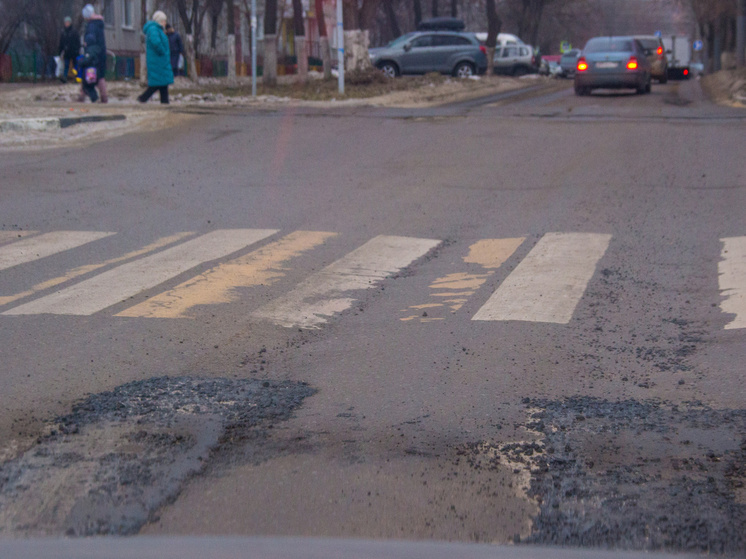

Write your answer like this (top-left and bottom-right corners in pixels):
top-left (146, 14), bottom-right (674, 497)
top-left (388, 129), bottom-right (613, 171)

top-left (738, 0), bottom-right (746, 67)
top-left (251, 0), bottom-right (257, 95)
top-left (140, 0), bottom-right (147, 86)
top-left (337, 0), bottom-right (344, 94)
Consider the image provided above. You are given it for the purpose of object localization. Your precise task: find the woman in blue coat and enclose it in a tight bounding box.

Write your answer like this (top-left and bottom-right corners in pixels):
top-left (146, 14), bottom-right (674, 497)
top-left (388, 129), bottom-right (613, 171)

top-left (138, 11), bottom-right (174, 104)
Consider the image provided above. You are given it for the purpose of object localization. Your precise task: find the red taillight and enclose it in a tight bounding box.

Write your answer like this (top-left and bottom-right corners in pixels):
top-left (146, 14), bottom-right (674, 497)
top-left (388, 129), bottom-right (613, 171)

top-left (479, 45), bottom-right (487, 55)
top-left (577, 57), bottom-right (588, 72)
top-left (683, 68), bottom-right (689, 76)
top-left (657, 46), bottom-right (663, 56)
top-left (627, 57), bottom-right (638, 70)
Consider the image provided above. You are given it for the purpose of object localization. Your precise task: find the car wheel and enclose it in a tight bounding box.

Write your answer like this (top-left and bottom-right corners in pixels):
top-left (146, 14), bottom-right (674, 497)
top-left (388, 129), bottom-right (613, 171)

top-left (659, 72), bottom-right (668, 84)
top-left (574, 85), bottom-right (587, 96)
top-left (377, 62), bottom-right (399, 78)
top-left (513, 65), bottom-right (528, 77)
top-left (453, 62), bottom-right (475, 78)
top-left (645, 76), bottom-right (652, 93)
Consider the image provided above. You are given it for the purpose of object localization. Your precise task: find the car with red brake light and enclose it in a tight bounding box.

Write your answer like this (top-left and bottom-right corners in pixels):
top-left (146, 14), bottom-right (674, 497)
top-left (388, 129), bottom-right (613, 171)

top-left (574, 36), bottom-right (652, 96)
top-left (633, 35), bottom-right (668, 83)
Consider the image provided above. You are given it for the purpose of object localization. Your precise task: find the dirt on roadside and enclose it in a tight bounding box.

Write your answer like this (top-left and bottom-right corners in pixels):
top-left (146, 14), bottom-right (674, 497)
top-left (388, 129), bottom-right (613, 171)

top-left (700, 68), bottom-right (746, 108)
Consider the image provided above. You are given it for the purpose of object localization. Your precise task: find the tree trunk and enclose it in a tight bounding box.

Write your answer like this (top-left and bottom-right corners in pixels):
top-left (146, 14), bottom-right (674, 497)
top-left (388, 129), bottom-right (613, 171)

top-left (227, 0), bottom-right (237, 84)
top-left (485, 0), bottom-right (501, 76)
top-left (384, 0), bottom-right (401, 40)
top-left (292, 0), bottom-right (308, 82)
top-left (344, 29), bottom-right (372, 72)
top-left (263, 35), bottom-right (278, 85)
top-left (451, 0), bottom-right (458, 18)
top-left (314, 0), bottom-right (332, 78)
top-left (432, 0), bottom-right (439, 18)
top-left (186, 34), bottom-right (198, 80)
top-left (413, 0), bottom-right (422, 26)
top-left (264, 0), bottom-right (278, 85)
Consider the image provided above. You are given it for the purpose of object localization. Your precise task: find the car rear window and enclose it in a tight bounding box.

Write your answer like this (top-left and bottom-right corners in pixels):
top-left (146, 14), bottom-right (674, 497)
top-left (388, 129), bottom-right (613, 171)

top-left (637, 39), bottom-right (660, 50)
top-left (584, 38), bottom-right (634, 53)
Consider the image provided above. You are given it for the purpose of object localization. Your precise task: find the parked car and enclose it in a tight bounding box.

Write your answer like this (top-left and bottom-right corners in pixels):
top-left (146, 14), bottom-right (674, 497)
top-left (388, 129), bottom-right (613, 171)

top-left (492, 43), bottom-right (537, 76)
top-left (474, 32), bottom-right (525, 46)
top-left (559, 49), bottom-right (582, 77)
top-left (633, 35), bottom-right (668, 83)
top-left (574, 36), bottom-right (652, 95)
top-left (369, 31), bottom-right (488, 78)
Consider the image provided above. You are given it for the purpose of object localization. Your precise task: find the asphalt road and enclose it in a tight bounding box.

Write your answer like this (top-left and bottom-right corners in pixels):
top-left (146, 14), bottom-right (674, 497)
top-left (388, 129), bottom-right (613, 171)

top-left (0, 79), bottom-right (745, 555)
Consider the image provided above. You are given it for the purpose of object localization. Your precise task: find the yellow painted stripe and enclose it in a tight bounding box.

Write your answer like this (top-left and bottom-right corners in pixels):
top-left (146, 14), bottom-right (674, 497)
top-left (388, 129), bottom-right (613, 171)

top-left (0, 231), bottom-right (36, 246)
top-left (117, 231), bottom-right (337, 318)
top-left (400, 238), bottom-right (525, 322)
top-left (0, 233), bottom-right (193, 308)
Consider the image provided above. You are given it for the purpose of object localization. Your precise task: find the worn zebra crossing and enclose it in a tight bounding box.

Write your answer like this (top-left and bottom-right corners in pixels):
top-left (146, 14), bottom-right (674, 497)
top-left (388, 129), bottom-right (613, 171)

top-left (1, 229), bottom-right (744, 330)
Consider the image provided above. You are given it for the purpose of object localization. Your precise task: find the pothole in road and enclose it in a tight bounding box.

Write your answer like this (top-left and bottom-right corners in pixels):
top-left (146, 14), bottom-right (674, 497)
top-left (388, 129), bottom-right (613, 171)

top-left (465, 397), bottom-right (746, 553)
top-left (0, 376), bottom-right (315, 536)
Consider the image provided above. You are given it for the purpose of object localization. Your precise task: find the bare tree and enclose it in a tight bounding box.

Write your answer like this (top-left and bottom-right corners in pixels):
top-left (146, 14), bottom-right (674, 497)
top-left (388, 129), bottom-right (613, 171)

top-left (1, 0), bottom-right (29, 54)
top-left (292, 0), bottom-right (308, 81)
top-left (413, 0), bottom-right (422, 26)
top-left (314, 0), bottom-right (332, 78)
top-left (485, 0), bottom-right (502, 75)
top-left (264, 0), bottom-right (278, 85)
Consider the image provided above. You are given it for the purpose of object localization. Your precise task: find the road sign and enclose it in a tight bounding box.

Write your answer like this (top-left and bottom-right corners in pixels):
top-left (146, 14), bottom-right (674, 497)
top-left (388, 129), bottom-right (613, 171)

top-left (560, 41), bottom-right (572, 54)
top-left (693, 40), bottom-right (703, 51)
top-left (654, 31), bottom-right (662, 37)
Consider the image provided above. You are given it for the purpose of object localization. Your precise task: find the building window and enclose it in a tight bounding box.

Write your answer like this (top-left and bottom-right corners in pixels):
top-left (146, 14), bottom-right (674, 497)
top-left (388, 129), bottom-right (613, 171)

top-left (103, 0), bottom-right (115, 27)
top-left (122, 0), bottom-right (134, 28)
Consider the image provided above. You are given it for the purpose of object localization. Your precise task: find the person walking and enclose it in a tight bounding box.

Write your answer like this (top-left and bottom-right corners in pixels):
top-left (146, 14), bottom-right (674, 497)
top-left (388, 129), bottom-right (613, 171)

top-left (166, 24), bottom-right (184, 77)
top-left (138, 12), bottom-right (174, 104)
top-left (78, 4), bottom-right (108, 103)
top-left (58, 16), bottom-right (80, 83)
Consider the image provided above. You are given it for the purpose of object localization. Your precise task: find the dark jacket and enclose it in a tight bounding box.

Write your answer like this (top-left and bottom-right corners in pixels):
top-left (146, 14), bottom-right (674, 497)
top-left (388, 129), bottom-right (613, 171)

top-left (82, 17), bottom-right (106, 77)
top-left (144, 20), bottom-right (174, 87)
top-left (58, 26), bottom-right (80, 58)
top-left (167, 30), bottom-right (183, 68)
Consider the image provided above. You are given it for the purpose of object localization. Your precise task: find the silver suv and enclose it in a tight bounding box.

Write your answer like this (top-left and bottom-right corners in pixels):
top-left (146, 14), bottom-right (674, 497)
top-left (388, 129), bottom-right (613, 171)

top-left (493, 44), bottom-right (536, 76)
top-left (369, 31), bottom-right (488, 78)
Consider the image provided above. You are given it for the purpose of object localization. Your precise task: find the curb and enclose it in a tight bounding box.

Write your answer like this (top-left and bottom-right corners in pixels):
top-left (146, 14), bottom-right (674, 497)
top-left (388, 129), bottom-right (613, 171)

top-left (0, 114), bottom-right (126, 132)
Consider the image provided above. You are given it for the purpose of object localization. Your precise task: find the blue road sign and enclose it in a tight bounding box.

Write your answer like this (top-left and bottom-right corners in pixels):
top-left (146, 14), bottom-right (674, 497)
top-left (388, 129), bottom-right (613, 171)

top-left (693, 40), bottom-right (703, 51)
top-left (654, 31), bottom-right (662, 38)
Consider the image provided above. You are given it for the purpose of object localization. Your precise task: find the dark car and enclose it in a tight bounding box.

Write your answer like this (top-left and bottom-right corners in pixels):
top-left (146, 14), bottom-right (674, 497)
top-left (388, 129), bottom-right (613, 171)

top-left (559, 49), bottom-right (581, 77)
top-left (369, 31), bottom-right (488, 78)
top-left (574, 36), bottom-right (652, 96)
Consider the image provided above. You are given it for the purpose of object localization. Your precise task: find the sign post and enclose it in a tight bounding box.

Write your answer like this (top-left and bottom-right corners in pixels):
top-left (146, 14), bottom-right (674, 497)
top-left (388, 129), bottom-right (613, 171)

top-left (337, 0), bottom-right (344, 94)
top-left (251, 0), bottom-right (257, 96)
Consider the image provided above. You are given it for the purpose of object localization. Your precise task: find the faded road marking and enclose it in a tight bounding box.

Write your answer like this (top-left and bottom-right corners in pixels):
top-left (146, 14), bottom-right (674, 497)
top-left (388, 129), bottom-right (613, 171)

top-left (719, 236), bottom-right (746, 329)
top-left (253, 235), bottom-right (441, 328)
top-left (0, 231), bottom-right (114, 272)
top-left (0, 231), bottom-right (36, 246)
top-left (401, 238), bottom-right (525, 322)
top-left (117, 231), bottom-right (336, 318)
top-left (472, 232), bottom-right (611, 324)
top-left (3, 229), bottom-right (278, 316)
top-left (0, 233), bottom-right (193, 308)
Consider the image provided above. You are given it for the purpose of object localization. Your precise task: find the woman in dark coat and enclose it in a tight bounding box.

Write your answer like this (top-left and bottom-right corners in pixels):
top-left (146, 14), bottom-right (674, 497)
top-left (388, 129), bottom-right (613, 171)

top-left (166, 24), bottom-right (184, 77)
top-left (138, 11), bottom-right (174, 104)
top-left (78, 4), bottom-right (108, 103)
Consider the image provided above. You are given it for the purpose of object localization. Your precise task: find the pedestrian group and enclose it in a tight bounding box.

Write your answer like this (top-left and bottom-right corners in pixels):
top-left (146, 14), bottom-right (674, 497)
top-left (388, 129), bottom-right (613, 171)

top-left (60, 5), bottom-right (182, 105)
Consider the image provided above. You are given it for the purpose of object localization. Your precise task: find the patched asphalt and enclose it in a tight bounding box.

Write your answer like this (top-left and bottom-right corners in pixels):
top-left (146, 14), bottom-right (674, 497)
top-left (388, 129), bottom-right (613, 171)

top-left (0, 377), bottom-right (315, 536)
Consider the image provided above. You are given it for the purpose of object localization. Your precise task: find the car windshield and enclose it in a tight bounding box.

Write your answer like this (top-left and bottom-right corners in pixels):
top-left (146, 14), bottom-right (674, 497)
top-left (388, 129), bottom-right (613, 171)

top-left (584, 37), bottom-right (634, 53)
top-left (387, 33), bottom-right (416, 48)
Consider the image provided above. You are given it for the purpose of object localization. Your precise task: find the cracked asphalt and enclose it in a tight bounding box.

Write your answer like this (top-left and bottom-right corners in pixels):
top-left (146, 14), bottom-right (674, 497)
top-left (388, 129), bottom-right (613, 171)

top-left (0, 78), bottom-right (745, 555)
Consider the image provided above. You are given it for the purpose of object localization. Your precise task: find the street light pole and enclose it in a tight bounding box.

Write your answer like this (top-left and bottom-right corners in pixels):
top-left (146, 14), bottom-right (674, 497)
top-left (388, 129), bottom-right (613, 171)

top-left (337, 0), bottom-right (344, 94)
top-left (251, 0), bottom-right (257, 96)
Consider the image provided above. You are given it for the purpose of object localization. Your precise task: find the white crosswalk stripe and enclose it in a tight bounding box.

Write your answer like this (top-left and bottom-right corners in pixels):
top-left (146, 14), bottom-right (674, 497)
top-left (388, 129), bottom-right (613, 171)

top-left (472, 232), bottom-right (612, 324)
top-left (3, 229), bottom-right (278, 316)
top-left (0, 231), bottom-right (114, 272)
top-left (252, 235), bottom-right (441, 328)
top-left (719, 236), bottom-right (746, 330)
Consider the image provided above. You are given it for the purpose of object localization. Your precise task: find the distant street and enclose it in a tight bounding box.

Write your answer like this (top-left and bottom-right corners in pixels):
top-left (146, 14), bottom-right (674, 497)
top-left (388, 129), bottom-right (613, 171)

top-left (1, 78), bottom-right (745, 553)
